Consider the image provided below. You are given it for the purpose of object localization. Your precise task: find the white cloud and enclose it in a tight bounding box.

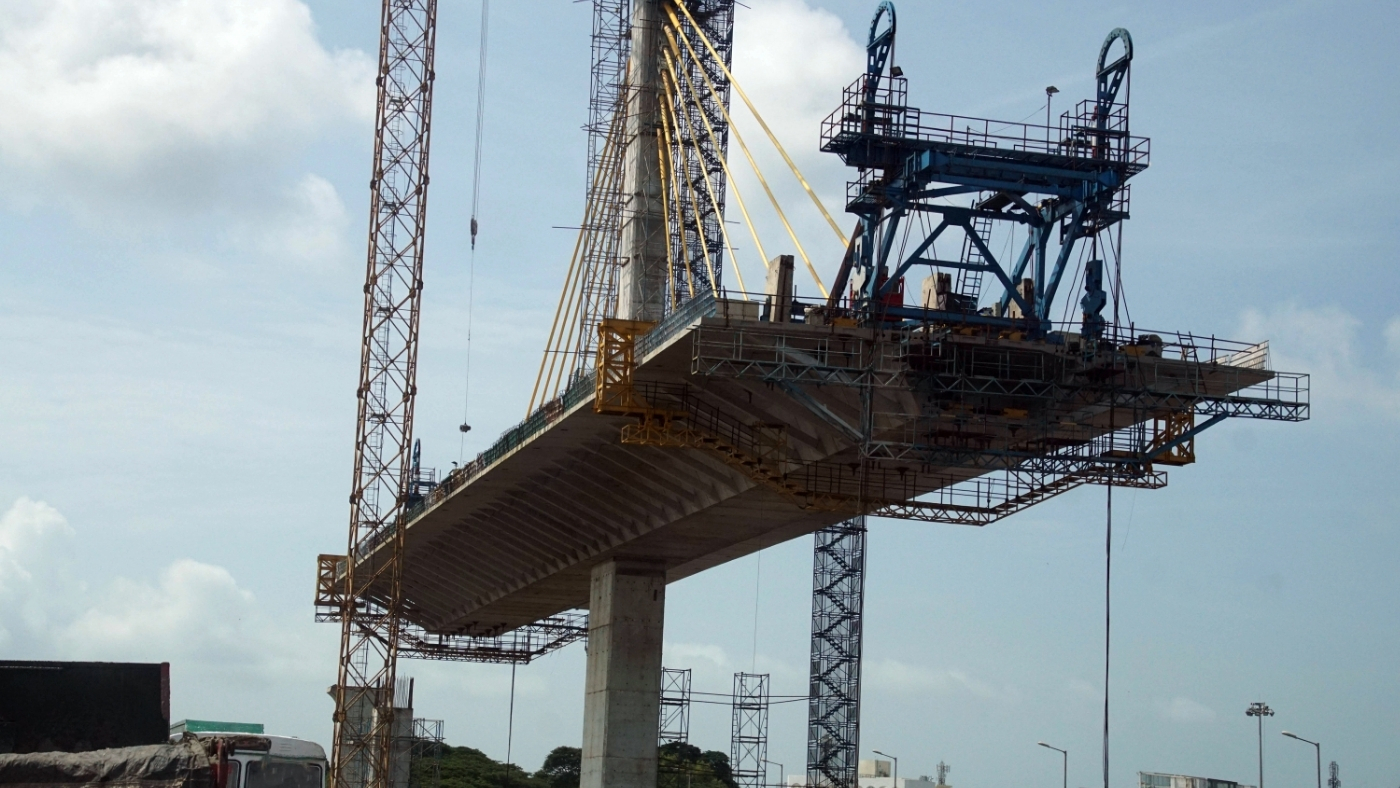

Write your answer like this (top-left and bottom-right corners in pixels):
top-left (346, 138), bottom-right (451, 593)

top-left (0, 0), bottom-right (370, 266)
top-left (1158, 696), bottom-right (1217, 724)
top-left (0, 497), bottom-right (80, 650)
top-left (0, 497), bottom-right (322, 686)
top-left (728, 0), bottom-right (864, 294)
top-left (249, 173), bottom-right (353, 269)
top-left (1239, 304), bottom-right (1400, 421)
top-left (865, 658), bottom-right (1020, 703)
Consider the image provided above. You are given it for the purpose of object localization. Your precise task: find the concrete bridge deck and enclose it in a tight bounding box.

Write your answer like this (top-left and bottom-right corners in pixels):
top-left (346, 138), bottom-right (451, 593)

top-left (355, 298), bottom-right (1286, 638)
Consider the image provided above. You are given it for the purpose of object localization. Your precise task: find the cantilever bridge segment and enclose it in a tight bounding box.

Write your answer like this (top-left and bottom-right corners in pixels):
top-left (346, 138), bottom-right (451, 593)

top-left (319, 3), bottom-right (1308, 788)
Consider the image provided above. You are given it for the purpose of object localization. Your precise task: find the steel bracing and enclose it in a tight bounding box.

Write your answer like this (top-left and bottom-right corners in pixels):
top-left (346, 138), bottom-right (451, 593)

top-left (330, 2), bottom-right (438, 787)
top-left (808, 520), bottom-right (866, 788)
top-left (731, 672), bottom-right (771, 788)
top-left (659, 667), bottom-right (693, 743)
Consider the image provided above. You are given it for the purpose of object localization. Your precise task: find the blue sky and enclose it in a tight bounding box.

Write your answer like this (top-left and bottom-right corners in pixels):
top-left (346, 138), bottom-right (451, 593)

top-left (1, 1), bottom-right (1397, 787)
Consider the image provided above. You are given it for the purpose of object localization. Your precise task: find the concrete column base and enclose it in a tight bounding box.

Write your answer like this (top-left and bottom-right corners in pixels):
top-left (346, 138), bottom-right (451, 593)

top-left (580, 559), bottom-right (666, 788)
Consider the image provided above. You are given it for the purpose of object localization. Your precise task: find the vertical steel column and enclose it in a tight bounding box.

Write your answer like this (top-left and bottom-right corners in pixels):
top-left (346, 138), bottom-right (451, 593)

top-left (807, 518), bottom-right (867, 788)
top-left (731, 673), bottom-right (771, 788)
top-left (330, 3), bottom-right (437, 788)
top-left (659, 667), bottom-right (693, 743)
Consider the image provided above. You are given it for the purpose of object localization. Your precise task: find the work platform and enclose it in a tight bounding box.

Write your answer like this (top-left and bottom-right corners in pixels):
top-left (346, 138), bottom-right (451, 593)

top-left (346, 294), bottom-right (1305, 639)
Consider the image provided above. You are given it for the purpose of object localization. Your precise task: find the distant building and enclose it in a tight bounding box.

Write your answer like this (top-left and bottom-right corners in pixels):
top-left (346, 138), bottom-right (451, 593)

top-left (1141, 771), bottom-right (1257, 788)
top-left (784, 760), bottom-right (949, 788)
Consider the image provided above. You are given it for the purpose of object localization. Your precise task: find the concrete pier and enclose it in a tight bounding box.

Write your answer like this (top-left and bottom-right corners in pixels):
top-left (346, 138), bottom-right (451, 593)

top-left (579, 560), bottom-right (666, 788)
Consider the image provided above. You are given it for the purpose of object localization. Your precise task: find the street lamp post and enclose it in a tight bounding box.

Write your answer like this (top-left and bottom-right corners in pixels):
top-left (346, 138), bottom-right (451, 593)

top-left (1282, 731), bottom-right (1321, 788)
top-left (1247, 702), bottom-right (1276, 788)
top-left (763, 759), bottom-right (785, 788)
top-left (1039, 742), bottom-right (1067, 788)
top-left (873, 750), bottom-right (899, 788)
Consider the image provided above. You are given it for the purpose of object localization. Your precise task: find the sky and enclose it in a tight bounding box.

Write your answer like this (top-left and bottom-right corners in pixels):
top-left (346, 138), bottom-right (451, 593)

top-left (1, 0), bottom-right (1398, 787)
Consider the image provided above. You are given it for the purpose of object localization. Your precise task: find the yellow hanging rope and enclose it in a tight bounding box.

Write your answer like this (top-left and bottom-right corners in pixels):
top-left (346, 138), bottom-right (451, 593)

top-left (662, 5), bottom-right (828, 298)
top-left (669, 1), bottom-right (848, 248)
top-left (661, 54), bottom-right (748, 297)
top-left (660, 25), bottom-right (768, 275)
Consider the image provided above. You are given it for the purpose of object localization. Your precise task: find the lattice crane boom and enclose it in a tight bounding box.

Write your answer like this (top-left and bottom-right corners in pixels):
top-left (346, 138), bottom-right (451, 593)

top-left (330, 3), bottom-right (437, 788)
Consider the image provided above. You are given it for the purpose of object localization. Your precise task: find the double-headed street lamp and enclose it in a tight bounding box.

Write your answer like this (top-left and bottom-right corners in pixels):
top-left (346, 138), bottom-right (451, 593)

top-left (873, 750), bottom-right (899, 788)
top-left (1038, 742), bottom-right (1067, 788)
top-left (1247, 702), bottom-right (1275, 788)
top-left (1282, 731), bottom-right (1321, 788)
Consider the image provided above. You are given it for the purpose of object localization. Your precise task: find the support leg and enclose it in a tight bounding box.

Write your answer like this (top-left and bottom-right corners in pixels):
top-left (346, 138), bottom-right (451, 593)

top-left (581, 559), bottom-right (667, 788)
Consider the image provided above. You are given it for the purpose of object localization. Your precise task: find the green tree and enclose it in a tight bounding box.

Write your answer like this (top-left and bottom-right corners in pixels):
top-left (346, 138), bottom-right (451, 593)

top-left (657, 742), bottom-right (739, 788)
top-left (435, 744), bottom-right (546, 788)
top-left (535, 747), bottom-right (581, 788)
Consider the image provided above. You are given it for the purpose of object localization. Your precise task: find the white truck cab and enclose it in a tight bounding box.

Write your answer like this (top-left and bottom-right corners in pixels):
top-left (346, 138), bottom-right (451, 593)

top-left (170, 721), bottom-right (327, 788)
top-left (220, 735), bottom-right (327, 788)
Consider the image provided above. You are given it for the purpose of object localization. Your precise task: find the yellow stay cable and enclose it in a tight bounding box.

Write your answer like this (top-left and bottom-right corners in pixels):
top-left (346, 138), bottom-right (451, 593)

top-left (528, 110), bottom-right (625, 413)
top-left (662, 5), bottom-right (828, 298)
top-left (660, 56), bottom-right (748, 297)
top-left (660, 26), bottom-right (767, 277)
top-left (661, 94), bottom-right (720, 298)
top-left (529, 137), bottom-right (610, 414)
top-left (659, 102), bottom-right (696, 301)
top-left (655, 126), bottom-right (678, 310)
top-left (670, 1), bottom-right (848, 248)
top-left (551, 146), bottom-right (624, 395)
top-left (549, 123), bottom-right (627, 400)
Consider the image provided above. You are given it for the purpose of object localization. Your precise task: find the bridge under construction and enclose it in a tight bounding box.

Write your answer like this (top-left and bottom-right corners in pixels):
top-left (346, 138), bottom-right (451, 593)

top-left (315, 2), bottom-right (1308, 788)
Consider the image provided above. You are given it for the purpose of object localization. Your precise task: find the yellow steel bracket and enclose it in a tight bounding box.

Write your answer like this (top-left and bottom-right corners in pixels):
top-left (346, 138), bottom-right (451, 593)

top-left (1150, 410), bottom-right (1197, 466)
top-left (594, 318), bottom-right (657, 416)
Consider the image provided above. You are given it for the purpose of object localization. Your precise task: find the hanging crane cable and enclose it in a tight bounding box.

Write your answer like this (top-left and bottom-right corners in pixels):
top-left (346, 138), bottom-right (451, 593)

top-left (459, 0), bottom-right (490, 459)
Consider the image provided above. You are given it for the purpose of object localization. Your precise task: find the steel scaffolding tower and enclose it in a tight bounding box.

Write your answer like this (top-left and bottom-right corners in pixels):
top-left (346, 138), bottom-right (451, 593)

top-left (807, 519), bottom-right (866, 788)
top-left (731, 673), bottom-right (771, 788)
top-left (659, 667), bottom-right (693, 743)
top-left (572, 0), bottom-right (632, 380)
top-left (329, 3), bottom-right (438, 788)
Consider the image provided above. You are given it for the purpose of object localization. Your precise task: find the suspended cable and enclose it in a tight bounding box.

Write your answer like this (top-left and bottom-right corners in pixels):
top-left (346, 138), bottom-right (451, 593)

top-left (669, 2), bottom-right (847, 248)
top-left (469, 0), bottom-right (489, 250)
top-left (661, 6), bottom-right (827, 298)
top-left (506, 662), bottom-right (517, 765)
top-left (1103, 406), bottom-right (1115, 788)
top-left (459, 0), bottom-right (491, 458)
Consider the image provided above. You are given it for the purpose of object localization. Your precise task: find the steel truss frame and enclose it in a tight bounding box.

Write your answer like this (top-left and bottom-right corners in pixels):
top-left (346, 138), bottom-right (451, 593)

top-left (659, 667), bottom-right (693, 743)
top-left (330, 3), bottom-right (438, 788)
top-left (821, 6), bottom-right (1144, 332)
top-left (731, 672), bottom-right (771, 788)
top-left (316, 555), bottom-right (588, 665)
top-left (808, 519), bottom-right (866, 788)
